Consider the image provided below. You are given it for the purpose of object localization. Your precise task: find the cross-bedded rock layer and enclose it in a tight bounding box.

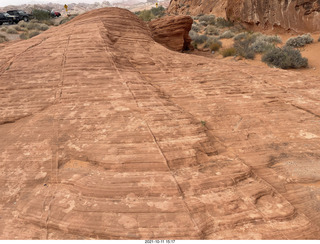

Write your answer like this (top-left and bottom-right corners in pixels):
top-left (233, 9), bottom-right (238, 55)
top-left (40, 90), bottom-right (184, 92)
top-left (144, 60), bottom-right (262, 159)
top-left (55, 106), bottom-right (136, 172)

top-left (0, 7), bottom-right (319, 239)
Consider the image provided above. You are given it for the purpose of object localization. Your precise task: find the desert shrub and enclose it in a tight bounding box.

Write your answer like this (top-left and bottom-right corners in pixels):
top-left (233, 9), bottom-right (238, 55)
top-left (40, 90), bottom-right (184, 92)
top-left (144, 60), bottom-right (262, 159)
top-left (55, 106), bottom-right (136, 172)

top-left (26, 22), bottom-right (40, 30)
top-left (14, 25), bottom-right (24, 31)
top-left (285, 33), bottom-right (313, 47)
top-left (205, 25), bottom-right (219, 35)
top-left (193, 34), bottom-right (208, 44)
top-left (221, 47), bottom-right (236, 57)
top-left (59, 15), bottom-right (77, 25)
top-left (199, 15), bottom-right (215, 25)
top-left (29, 31), bottom-right (40, 38)
top-left (18, 21), bottom-right (27, 28)
top-left (32, 9), bottom-right (51, 21)
top-left (234, 37), bottom-right (255, 59)
top-left (6, 28), bottom-right (18, 34)
top-left (0, 34), bottom-right (8, 43)
top-left (210, 42), bottom-right (222, 51)
top-left (262, 46), bottom-right (308, 69)
top-left (137, 10), bottom-right (155, 21)
top-left (204, 37), bottom-right (222, 49)
top-left (192, 41), bottom-right (198, 49)
top-left (189, 30), bottom-right (198, 40)
top-left (216, 17), bottom-right (233, 27)
top-left (41, 19), bottom-right (55, 26)
top-left (199, 21), bottom-right (208, 26)
top-left (219, 30), bottom-right (234, 39)
top-left (258, 35), bottom-right (282, 44)
top-left (150, 6), bottom-right (165, 17)
top-left (37, 24), bottom-right (49, 31)
top-left (193, 14), bottom-right (204, 20)
top-left (233, 32), bottom-right (247, 41)
top-left (191, 24), bottom-right (200, 32)
top-left (230, 24), bottom-right (246, 33)
top-left (189, 30), bottom-right (208, 44)
top-left (1, 27), bottom-right (8, 32)
top-left (250, 39), bottom-right (275, 53)
top-left (19, 33), bottom-right (28, 40)
top-left (136, 6), bottom-right (165, 21)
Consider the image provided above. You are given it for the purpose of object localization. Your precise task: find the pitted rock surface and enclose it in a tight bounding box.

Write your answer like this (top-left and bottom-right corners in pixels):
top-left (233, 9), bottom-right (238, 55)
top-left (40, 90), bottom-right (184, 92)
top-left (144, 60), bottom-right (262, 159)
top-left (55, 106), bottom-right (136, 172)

top-left (0, 7), bottom-right (319, 239)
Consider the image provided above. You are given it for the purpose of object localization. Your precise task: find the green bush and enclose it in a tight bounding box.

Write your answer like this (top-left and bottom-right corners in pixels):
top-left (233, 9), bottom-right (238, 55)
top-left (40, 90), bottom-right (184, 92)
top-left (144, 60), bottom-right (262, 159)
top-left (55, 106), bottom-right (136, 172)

top-left (205, 25), bottom-right (219, 35)
top-left (285, 34), bottom-right (313, 47)
top-left (32, 9), bottom-right (51, 21)
top-left (0, 34), bottom-right (8, 43)
top-left (198, 15), bottom-right (215, 25)
top-left (6, 28), bottom-right (18, 34)
top-left (216, 17), bottom-right (233, 27)
top-left (29, 31), bottom-right (40, 38)
top-left (19, 33), bottom-right (28, 40)
top-left (219, 30), bottom-right (234, 39)
top-left (262, 46), bottom-right (308, 69)
top-left (221, 47), bottom-right (236, 57)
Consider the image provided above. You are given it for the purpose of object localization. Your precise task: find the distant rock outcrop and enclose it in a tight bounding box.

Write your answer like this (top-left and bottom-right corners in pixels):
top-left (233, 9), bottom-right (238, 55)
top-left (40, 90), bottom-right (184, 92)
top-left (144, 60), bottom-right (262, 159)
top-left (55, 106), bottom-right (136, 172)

top-left (226, 0), bottom-right (320, 32)
top-left (167, 0), bottom-right (320, 32)
top-left (149, 15), bottom-right (193, 51)
top-left (167, 0), bottom-right (227, 17)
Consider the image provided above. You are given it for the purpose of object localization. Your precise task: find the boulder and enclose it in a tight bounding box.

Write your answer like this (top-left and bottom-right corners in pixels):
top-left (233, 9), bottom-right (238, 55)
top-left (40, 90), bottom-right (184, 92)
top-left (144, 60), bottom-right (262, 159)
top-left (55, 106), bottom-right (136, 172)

top-left (149, 15), bottom-right (193, 51)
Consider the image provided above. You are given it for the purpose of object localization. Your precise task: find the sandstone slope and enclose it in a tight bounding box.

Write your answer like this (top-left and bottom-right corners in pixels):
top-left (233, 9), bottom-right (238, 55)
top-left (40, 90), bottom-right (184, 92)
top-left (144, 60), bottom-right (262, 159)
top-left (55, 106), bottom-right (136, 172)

top-left (0, 7), bottom-right (320, 239)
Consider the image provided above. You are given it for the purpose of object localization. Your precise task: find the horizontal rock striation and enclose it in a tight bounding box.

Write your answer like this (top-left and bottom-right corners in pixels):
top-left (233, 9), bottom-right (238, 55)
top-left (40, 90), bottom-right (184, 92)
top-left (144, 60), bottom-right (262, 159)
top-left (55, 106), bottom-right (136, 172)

top-left (0, 7), bottom-right (320, 239)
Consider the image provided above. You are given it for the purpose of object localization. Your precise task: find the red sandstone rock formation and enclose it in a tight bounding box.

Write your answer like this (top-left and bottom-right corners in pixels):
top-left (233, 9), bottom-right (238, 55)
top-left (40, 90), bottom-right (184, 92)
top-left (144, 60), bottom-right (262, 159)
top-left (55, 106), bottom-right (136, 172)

top-left (168, 0), bottom-right (320, 32)
top-left (149, 15), bottom-right (193, 51)
top-left (0, 7), bottom-right (320, 239)
top-left (226, 0), bottom-right (320, 32)
top-left (167, 0), bottom-right (227, 17)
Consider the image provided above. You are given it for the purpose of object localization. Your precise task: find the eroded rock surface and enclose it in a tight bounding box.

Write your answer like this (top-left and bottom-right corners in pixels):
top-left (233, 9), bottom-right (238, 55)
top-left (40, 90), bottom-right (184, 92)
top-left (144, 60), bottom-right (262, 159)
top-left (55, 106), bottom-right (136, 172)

top-left (149, 15), bottom-right (193, 51)
top-left (167, 0), bottom-right (227, 17)
top-left (0, 7), bottom-right (320, 239)
top-left (168, 0), bottom-right (320, 32)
